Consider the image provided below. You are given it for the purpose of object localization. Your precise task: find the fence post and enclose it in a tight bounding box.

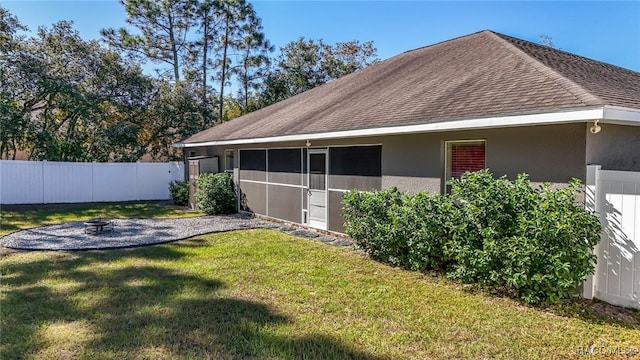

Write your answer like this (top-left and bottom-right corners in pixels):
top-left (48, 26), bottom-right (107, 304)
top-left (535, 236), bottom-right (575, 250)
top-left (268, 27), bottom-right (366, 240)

top-left (583, 164), bottom-right (601, 299)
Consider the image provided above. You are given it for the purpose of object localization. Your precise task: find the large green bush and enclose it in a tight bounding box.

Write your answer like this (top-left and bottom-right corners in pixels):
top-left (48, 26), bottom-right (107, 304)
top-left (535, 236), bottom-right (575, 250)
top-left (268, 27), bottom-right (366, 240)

top-left (342, 188), bottom-right (455, 271)
top-left (195, 172), bottom-right (237, 215)
top-left (449, 170), bottom-right (601, 304)
top-left (342, 170), bottom-right (602, 304)
top-left (168, 180), bottom-right (189, 206)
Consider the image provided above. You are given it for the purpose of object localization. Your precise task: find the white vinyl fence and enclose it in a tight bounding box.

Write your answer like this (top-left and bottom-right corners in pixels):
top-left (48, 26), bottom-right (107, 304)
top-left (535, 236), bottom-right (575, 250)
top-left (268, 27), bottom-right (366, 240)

top-left (585, 165), bottom-right (640, 309)
top-left (0, 160), bottom-right (184, 204)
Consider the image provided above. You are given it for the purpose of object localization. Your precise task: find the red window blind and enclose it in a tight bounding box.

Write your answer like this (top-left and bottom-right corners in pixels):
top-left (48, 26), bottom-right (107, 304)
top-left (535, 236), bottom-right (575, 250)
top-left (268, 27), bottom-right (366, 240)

top-left (450, 143), bottom-right (485, 179)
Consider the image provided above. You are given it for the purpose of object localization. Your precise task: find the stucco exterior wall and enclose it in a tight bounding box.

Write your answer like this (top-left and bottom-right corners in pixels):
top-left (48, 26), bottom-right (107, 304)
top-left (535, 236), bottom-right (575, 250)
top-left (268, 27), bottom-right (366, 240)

top-left (586, 124), bottom-right (640, 171)
top-left (191, 123), bottom-right (588, 232)
top-left (381, 123), bottom-right (586, 193)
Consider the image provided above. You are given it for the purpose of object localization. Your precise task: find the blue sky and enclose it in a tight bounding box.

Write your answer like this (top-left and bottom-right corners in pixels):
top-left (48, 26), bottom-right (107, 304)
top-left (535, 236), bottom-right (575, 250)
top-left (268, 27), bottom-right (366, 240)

top-left (2, 0), bottom-right (639, 72)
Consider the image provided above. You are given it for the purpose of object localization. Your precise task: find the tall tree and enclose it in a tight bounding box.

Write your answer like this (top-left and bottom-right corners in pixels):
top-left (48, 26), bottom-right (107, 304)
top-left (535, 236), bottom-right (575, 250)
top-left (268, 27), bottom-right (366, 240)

top-left (5, 19), bottom-right (157, 161)
top-left (0, 6), bottom-right (29, 159)
top-left (101, 0), bottom-right (194, 83)
top-left (234, 14), bottom-right (273, 113)
top-left (260, 38), bottom-right (378, 107)
top-left (214, 0), bottom-right (258, 122)
top-left (186, 0), bottom-right (222, 115)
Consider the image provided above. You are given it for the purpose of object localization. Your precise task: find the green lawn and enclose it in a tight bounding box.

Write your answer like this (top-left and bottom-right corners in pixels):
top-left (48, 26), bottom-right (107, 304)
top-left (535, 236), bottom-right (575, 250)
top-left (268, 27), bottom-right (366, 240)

top-left (0, 202), bottom-right (201, 237)
top-left (1, 204), bottom-right (639, 359)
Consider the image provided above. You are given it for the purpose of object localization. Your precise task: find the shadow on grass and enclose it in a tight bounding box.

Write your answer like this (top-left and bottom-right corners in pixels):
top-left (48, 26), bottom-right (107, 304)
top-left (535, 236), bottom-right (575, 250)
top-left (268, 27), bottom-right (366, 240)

top-left (1, 245), bottom-right (386, 359)
top-left (1, 201), bottom-right (196, 234)
top-left (454, 281), bottom-right (640, 330)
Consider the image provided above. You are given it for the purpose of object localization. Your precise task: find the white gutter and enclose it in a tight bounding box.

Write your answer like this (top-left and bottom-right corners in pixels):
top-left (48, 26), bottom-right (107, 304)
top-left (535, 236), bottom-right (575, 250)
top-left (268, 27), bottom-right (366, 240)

top-left (174, 106), bottom-right (640, 148)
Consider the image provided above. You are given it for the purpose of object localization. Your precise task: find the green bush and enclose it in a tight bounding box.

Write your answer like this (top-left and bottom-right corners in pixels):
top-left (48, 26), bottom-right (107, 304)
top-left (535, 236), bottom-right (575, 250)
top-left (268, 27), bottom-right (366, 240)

top-left (449, 170), bottom-right (602, 304)
top-left (195, 172), bottom-right (237, 215)
top-left (168, 180), bottom-right (189, 206)
top-left (342, 188), bottom-right (455, 271)
top-left (342, 170), bottom-right (602, 304)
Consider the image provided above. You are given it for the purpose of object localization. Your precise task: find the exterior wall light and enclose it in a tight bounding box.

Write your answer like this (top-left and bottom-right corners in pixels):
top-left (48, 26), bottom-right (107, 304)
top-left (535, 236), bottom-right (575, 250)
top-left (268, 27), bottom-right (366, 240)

top-left (590, 120), bottom-right (601, 134)
top-left (305, 139), bottom-right (311, 147)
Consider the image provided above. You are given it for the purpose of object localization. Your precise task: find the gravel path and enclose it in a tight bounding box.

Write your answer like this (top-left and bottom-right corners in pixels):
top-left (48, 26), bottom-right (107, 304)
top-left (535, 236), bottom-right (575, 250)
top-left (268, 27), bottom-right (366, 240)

top-left (0, 214), bottom-right (352, 251)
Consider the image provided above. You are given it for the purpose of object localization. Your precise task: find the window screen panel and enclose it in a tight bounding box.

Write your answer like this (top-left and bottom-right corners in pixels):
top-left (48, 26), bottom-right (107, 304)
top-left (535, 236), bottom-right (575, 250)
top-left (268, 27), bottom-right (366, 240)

top-left (267, 149), bottom-right (302, 173)
top-left (309, 152), bottom-right (326, 190)
top-left (329, 146), bottom-right (382, 177)
top-left (225, 150), bottom-right (234, 171)
top-left (239, 150), bottom-right (266, 171)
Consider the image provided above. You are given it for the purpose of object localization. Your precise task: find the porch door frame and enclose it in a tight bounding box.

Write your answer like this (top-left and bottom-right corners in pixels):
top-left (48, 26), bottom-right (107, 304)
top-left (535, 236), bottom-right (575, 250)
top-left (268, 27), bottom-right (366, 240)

top-left (306, 148), bottom-right (328, 230)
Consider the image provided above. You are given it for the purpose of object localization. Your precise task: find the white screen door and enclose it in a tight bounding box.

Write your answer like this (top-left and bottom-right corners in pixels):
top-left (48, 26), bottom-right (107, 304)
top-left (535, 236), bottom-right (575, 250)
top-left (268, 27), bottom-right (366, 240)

top-left (307, 149), bottom-right (328, 230)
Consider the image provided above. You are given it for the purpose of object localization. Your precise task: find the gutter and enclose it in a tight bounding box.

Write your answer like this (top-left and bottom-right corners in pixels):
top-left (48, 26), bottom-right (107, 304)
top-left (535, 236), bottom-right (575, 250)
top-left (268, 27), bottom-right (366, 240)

top-left (174, 105), bottom-right (640, 148)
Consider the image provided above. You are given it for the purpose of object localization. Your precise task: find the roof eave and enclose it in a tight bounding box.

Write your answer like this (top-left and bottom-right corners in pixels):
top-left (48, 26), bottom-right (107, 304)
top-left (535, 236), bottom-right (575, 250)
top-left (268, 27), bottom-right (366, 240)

top-left (174, 106), bottom-right (640, 148)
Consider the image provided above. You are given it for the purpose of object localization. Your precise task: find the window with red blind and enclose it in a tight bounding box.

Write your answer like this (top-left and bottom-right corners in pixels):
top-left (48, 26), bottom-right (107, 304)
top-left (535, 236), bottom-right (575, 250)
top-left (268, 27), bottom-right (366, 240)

top-left (445, 140), bottom-right (486, 191)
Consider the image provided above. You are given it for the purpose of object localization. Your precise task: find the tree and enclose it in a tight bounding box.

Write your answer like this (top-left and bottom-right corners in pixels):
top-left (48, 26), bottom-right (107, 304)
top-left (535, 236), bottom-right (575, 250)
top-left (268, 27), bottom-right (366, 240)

top-left (101, 0), bottom-right (194, 83)
top-left (3, 18), bottom-right (158, 161)
top-left (260, 38), bottom-right (377, 107)
top-left (234, 13), bottom-right (273, 113)
top-left (184, 0), bottom-right (217, 121)
top-left (539, 34), bottom-right (555, 48)
top-left (0, 6), bottom-right (29, 159)
top-left (213, 0), bottom-right (261, 123)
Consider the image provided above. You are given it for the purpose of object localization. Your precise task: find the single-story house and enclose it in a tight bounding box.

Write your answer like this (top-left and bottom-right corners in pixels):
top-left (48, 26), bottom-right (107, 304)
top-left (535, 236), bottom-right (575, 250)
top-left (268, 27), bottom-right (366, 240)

top-left (175, 30), bottom-right (640, 233)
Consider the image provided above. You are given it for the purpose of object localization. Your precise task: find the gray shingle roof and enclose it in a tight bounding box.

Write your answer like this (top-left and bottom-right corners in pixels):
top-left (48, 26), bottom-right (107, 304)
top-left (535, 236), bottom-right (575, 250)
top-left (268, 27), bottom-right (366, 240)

top-left (182, 30), bottom-right (640, 144)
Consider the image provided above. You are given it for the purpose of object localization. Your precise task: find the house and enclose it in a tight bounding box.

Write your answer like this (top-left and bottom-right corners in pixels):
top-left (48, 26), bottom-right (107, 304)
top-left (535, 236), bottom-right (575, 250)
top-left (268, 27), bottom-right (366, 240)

top-left (175, 30), bottom-right (640, 234)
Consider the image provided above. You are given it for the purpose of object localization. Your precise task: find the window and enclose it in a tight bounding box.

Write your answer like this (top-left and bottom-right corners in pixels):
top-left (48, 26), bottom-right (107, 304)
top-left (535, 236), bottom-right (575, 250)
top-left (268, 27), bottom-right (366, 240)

top-left (445, 140), bottom-right (486, 192)
top-left (224, 149), bottom-right (234, 171)
top-left (329, 146), bottom-right (382, 177)
top-left (268, 149), bottom-right (302, 173)
top-left (239, 149), bottom-right (266, 171)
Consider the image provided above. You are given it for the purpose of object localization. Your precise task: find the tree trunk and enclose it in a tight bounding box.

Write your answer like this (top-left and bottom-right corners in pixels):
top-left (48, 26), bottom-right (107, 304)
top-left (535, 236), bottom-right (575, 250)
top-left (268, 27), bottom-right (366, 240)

top-left (167, 7), bottom-right (180, 83)
top-left (202, 19), bottom-right (208, 109)
top-left (218, 13), bottom-right (230, 123)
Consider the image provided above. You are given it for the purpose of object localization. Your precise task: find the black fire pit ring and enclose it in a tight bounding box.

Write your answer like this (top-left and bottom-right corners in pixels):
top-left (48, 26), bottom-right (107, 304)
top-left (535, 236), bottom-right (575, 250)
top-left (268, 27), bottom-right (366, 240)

top-left (84, 219), bottom-right (113, 234)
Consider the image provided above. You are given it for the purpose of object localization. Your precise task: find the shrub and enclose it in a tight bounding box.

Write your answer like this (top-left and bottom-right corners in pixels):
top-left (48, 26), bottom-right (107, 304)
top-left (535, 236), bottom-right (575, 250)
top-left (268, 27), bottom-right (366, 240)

top-left (195, 172), bottom-right (237, 215)
top-left (342, 188), bottom-right (456, 271)
top-left (342, 187), bottom-right (405, 265)
top-left (168, 180), bottom-right (189, 206)
top-left (342, 169), bottom-right (602, 305)
top-left (448, 170), bottom-right (602, 304)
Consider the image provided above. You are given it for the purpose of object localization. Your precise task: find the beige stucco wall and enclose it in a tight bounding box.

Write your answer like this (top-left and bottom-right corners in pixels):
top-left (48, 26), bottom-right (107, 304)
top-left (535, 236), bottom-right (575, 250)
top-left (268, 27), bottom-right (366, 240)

top-left (586, 123), bottom-right (640, 171)
top-left (188, 123), bottom-right (589, 230)
top-left (380, 123), bottom-right (586, 193)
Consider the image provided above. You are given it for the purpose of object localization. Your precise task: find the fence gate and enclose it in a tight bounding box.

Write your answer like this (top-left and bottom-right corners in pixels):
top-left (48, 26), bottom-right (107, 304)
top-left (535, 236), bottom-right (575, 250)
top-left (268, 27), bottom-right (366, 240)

top-left (585, 165), bottom-right (640, 309)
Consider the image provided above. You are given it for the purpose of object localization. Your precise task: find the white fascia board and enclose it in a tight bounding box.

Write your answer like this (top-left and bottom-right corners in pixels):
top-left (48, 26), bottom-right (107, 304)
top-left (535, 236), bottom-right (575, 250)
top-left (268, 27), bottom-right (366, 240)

top-left (602, 106), bottom-right (640, 125)
top-left (175, 107), bottom-right (607, 148)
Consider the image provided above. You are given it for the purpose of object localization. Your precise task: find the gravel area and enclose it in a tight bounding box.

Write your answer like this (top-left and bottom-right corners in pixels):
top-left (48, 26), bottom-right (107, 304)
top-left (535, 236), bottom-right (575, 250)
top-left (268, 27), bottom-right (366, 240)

top-left (0, 214), bottom-right (352, 251)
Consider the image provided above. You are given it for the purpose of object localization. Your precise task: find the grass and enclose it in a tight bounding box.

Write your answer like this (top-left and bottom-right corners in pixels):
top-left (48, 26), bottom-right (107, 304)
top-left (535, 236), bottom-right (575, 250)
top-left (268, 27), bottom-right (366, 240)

top-left (1, 204), bottom-right (639, 359)
top-left (0, 201), bottom-right (202, 237)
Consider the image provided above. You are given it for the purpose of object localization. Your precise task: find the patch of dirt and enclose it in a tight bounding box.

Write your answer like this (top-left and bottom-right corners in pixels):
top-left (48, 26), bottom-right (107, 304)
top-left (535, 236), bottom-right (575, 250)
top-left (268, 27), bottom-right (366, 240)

top-left (0, 246), bottom-right (25, 257)
top-left (580, 299), bottom-right (640, 328)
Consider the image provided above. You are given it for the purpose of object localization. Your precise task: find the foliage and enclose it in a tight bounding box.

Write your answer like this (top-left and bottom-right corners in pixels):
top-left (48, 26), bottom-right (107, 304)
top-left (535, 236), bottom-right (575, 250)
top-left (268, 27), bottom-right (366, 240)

top-left (342, 188), bottom-right (456, 271)
top-left (169, 180), bottom-right (189, 206)
top-left (342, 170), bottom-right (602, 304)
top-left (1, 5), bottom-right (379, 161)
top-left (101, 0), bottom-right (194, 83)
top-left (2, 20), bottom-right (156, 161)
top-left (195, 172), bottom-right (237, 215)
top-left (449, 170), bottom-right (601, 304)
top-left (260, 38), bottom-right (378, 106)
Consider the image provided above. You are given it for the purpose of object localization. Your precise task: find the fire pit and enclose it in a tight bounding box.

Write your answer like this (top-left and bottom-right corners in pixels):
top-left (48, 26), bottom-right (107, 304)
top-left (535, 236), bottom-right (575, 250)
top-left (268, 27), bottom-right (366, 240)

top-left (84, 219), bottom-right (113, 234)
